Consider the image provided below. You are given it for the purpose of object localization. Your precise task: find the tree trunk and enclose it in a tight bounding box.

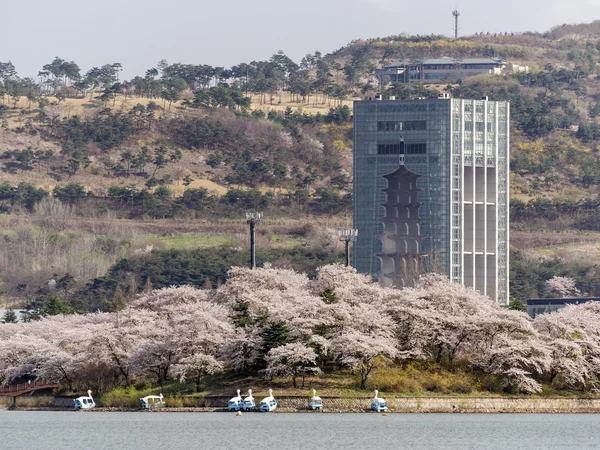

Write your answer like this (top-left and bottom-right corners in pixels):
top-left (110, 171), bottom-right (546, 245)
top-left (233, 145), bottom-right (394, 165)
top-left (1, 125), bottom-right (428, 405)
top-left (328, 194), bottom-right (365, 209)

top-left (360, 366), bottom-right (369, 390)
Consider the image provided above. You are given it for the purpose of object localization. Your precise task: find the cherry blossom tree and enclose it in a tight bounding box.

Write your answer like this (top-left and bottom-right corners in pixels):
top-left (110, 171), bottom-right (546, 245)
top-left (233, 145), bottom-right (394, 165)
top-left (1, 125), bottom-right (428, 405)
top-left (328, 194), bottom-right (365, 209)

top-left (263, 343), bottom-right (321, 388)
top-left (385, 274), bottom-right (549, 393)
top-left (35, 349), bottom-right (77, 391)
top-left (545, 276), bottom-right (582, 298)
top-left (330, 331), bottom-right (397, 389)
top-left (534, 302), bottom-right (600, 390)
top-left (172, 354), bottom-right (223, 392)
top-left (129, 287), bottom-right (233, 387)
top-left (216, 266), bottom-right (321, 335)
top-left (131, 285), bottom-right (213, 312)
top-left (129, 337), bottom-right (176, 386)
top-left (216, 266), bottom-right (326, 367)
top-left (222, 327), bottom-right (263, 373)
top-left (310, 264), bottom-right (387, 307)
top-left (87, 327), bottom-right (140, 387)
top-left (0, 334), bottom-right (56, 384)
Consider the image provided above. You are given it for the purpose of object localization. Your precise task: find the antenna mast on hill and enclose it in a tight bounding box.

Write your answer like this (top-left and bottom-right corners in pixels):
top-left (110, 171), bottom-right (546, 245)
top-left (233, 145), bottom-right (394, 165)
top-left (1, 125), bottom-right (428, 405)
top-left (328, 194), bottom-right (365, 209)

top-left (452, 8), bottom-right (460, 39)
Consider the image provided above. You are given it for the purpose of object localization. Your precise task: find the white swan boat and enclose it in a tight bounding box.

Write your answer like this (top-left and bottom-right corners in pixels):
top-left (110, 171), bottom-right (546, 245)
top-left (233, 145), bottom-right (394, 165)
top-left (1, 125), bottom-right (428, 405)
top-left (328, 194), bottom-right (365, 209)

top-left (74, 390), bottom-right (96, 409)
top-left (370, 390), bottom-right (387, 412)
top-left (308, 389), bottom-right (322, 411)
top-left (259, 389), bottom-right (277, 412)
top-left (140, 393), bottom-right (165, 409)
top-left (241, 389), bottom-right (255, 411)
top-left (228, 389), bottom-right (243, 411)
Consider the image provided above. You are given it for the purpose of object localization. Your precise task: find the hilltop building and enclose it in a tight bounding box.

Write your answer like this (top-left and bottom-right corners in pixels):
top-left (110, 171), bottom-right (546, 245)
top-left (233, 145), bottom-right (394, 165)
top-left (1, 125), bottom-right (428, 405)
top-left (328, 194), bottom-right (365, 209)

top-left (527, 298), bottom-right (600, 318)
top-left (375, 57), bottom-right (527, 85)
top-left (353, 96), bottom-right (509, 304)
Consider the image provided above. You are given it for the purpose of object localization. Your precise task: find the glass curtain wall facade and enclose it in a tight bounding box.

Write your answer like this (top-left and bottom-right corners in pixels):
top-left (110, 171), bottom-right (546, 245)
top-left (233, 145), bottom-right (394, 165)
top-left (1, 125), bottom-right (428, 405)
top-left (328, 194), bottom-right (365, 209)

top-left (353, 98), bottom-right (509, 305)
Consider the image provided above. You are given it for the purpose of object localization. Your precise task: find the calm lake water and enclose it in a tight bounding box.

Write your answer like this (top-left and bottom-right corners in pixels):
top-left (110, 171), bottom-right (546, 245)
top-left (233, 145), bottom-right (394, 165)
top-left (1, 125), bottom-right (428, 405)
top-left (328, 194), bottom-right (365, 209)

top-left (1, 411), bottom-right (598, 449)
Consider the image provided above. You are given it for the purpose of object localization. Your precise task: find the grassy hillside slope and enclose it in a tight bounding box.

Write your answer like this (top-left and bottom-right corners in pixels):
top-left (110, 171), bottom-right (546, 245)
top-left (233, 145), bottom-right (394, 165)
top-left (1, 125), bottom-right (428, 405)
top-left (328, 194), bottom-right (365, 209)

top-left (4, 22), bottom-right (600, 305)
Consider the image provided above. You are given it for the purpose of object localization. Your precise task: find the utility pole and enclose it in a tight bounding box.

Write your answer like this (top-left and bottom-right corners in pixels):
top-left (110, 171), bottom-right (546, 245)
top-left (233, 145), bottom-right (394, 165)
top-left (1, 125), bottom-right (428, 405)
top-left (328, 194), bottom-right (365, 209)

top-left (452, 9), bottom-right (460, 40)
top-left (246, 212), bottom-right (262, 269)
top-left (339, 229), bottom-right (358, 267)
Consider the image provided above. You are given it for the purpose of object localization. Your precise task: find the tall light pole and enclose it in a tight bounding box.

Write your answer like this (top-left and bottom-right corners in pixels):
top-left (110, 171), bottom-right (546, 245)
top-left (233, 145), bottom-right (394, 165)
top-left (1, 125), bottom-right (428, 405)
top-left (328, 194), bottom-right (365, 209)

top-left (452, 9), bottom-right (460, 40)
top-left (246, 211), bottom-right (262, 269)
top-left (339, 229), bottom-right (358, 267)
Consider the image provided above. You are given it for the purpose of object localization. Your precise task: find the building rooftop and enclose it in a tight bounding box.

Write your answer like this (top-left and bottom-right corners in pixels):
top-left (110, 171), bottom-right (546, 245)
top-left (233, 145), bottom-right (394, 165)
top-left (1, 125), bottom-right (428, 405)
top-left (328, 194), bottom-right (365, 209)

top-left (381, 57), bottom-right (506, 68)
top-left (527, 297), bottom-right (600, 305)
top-left (526, 297), bottom-right (600, 318)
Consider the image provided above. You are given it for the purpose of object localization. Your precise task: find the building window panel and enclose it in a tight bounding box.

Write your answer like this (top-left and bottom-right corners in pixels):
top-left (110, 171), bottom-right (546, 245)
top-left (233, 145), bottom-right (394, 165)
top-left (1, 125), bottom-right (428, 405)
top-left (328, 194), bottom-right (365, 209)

top-left (377, 143), bottom-right (401, 154)
top-left (377, 142), bottom-right (426, 155)
top-left (405, 143), bottom-right (427, 154)
top-left (378, 121), bottom-right (402, 131)
top-left (377, 120), bottom-right (427, 131)
top-left (404, 120), bottom-right (427, 130)
top-left (377, 142), bottom-right (427, 156)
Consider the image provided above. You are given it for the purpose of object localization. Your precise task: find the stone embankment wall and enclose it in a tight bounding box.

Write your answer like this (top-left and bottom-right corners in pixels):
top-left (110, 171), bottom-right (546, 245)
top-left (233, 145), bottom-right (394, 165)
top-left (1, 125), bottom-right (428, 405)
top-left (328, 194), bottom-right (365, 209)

top-left (266, 397), bottom-right (600, 413)
top-left (380, 397), bottom-right (600, 413)
top-left (50, 396), bottom-right (600, 413)
top-left (52, 397), bottom-right (77, 408)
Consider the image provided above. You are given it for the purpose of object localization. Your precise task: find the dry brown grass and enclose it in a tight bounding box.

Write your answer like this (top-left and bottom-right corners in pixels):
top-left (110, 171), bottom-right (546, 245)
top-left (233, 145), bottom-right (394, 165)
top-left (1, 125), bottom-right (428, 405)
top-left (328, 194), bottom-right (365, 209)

top-left (3, 95), bottom-right (164, 125)
top-left (510, 228), bottom-right (600, 265)
top-left (511, 230), bottom-right (600, 250)
top-left (0, 209), bottom-right (349, 299)
top-left (0, 205), bottom-right (150, 296)
top-left (1, 92), bottom-right (355, 129)
top-left (523, 240), bottom-right (600, 265)
top-left (249, 93), bottom-right (353, 115)
top-left (0, 150), bottom-right (288, 199)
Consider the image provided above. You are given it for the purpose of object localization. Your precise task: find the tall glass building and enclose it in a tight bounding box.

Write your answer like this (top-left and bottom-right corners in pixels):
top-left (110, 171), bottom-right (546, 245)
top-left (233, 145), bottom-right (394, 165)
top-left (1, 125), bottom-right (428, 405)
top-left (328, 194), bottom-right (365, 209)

top-left (353, 97), bottom-right (509, 305)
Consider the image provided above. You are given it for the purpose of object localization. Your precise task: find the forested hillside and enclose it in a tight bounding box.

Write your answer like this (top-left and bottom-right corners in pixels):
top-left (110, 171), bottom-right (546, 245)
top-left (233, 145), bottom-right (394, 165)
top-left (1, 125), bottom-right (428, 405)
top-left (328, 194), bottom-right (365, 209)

top-left (5, 21), bottom-right (600, 309)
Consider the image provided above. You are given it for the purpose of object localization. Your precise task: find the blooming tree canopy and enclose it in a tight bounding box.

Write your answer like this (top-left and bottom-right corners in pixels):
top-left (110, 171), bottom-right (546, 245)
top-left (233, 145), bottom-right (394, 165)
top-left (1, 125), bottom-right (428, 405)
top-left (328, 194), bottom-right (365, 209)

top-left (263, 343), bottom-right (321, 388)
top-left (545, 276), bottom-right (582, 298)
top-left (534, 302), bottom-right (600, 390)
top-left (0, 264), bottom-right (591, 395)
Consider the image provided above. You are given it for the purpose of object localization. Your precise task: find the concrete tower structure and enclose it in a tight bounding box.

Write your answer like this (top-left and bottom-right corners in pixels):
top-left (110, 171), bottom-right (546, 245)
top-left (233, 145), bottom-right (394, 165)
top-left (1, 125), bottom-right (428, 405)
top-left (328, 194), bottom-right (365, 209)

top-left (353, 96), bottom-right (509, 304)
